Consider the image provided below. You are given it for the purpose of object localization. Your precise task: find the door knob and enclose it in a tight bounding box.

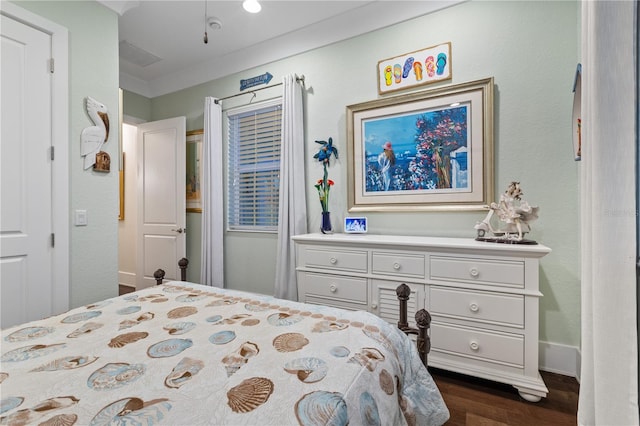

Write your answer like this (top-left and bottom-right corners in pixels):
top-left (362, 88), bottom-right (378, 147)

top-left (171, 228), bottom-right (185, 234)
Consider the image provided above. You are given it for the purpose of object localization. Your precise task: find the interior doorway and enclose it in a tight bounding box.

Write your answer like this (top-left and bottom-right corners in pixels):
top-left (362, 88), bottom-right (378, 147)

top-left (118, 122), bottom-right (139, 292)
top-left (118, 117), bottom-right (187, 292)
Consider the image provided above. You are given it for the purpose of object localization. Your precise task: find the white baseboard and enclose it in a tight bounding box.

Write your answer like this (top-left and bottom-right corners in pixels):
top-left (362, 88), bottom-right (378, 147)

top-left (539, 340), bottom-right (581, 381)
top-left (119, 271), bottom-right (136, 287)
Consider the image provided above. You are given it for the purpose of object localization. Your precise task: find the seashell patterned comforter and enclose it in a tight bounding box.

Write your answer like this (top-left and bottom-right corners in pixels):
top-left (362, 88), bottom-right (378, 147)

top-left (0, 282), bottom-right (449, 425)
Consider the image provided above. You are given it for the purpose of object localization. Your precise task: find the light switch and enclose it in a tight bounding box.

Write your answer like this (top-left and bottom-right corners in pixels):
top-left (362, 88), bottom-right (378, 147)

top-left (75, 210), bottom-right (88, 226)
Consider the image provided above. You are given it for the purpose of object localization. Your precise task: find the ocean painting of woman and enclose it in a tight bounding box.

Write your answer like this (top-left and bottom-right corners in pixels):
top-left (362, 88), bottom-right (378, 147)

top-left (363, 105), bottom-right (469, 194)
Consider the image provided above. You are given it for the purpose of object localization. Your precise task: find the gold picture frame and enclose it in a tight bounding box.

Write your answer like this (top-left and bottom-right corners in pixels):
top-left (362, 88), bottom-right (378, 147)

top-left (347, 77), bottom-right (494, 212)
top-left (186, 129), bottom-right (203, 213)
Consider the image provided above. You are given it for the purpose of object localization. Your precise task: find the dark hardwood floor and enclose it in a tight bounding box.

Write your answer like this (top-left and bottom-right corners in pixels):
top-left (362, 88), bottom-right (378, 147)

top-left (119, 284), bottom-right (135, 295)
top-left (431, 368), bottom-right (579, 425)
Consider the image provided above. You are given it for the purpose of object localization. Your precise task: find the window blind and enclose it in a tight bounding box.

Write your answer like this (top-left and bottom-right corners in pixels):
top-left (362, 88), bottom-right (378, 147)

top-left (227, 101), bottom-right (282, 231)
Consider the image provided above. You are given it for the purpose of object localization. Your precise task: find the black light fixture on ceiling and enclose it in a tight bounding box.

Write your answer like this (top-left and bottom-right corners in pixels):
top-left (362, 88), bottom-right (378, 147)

top-left (203, 0), bottom-right (208, 44)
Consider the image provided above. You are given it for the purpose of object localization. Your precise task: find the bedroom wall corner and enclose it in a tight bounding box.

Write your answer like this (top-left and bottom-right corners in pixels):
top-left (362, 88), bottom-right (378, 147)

top-left (122, 89), bottom-right (152, 122)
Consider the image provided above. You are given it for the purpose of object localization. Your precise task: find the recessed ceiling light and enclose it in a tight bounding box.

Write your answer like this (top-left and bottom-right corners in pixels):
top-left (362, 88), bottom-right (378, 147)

top-left (242, 0), bottom-right (261, 13)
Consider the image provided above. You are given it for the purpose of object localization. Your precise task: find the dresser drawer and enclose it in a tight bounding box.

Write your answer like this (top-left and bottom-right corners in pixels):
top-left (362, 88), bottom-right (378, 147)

top-left (429, 287), bottom-right (524, 327)
top-left (301, 272), bottom-right (368, 303)
top-left (372, 252), bottom-right (425, 278)
top-left (430, 256), bottom-right (524, 288)
top-left (302, 247), bottom-right (368, 273)
top-left (431, 322), bottom-right (524, 367)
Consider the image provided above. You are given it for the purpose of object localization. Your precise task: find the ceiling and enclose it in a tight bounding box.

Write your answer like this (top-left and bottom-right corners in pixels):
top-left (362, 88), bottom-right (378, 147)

top-left (99, 0), bottom-right (464, 98)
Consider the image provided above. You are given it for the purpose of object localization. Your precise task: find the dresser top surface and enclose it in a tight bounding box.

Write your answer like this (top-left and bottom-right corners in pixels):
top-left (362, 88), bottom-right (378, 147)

top-left (292, 233), bottom-right (551, 257)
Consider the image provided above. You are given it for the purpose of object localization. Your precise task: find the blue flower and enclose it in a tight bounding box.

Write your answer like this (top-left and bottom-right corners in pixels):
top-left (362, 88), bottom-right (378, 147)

top-left (313, 137), bottom-right (338, 165)
top-left (313, 137), bottom-right (338, 213)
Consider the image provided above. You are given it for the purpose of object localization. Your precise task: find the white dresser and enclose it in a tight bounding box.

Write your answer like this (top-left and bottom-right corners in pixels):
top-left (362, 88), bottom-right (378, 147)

top-left (292, 233), bottom-right (551, 401)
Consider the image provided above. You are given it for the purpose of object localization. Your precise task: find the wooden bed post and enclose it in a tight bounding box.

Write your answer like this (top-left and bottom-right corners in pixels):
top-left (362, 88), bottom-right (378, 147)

top-left (154, 269), bottom-right (165, 285)
top-left (396, 283), bottom-right (431, 367)
top-left (179, 258), bottom-right (189, 281)
top-left (153, 257), bottom-right (189, 285)
top-left (153, 258), bottom-right (188, 285)
top-left (415, 308), bottom-right (431, 367)
top-left (396, 283), bottom-right (411, 331)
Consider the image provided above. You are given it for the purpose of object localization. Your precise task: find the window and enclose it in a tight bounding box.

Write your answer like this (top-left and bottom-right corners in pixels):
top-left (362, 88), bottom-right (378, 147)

top-left (227, 99), bottom-right (282, 231)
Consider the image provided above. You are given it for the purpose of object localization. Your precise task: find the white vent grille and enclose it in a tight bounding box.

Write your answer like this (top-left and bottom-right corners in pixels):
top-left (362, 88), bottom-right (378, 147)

top-left (119, 40), bottom-right (162, 67)
top-left (378, 286), bottom-right (419, 327)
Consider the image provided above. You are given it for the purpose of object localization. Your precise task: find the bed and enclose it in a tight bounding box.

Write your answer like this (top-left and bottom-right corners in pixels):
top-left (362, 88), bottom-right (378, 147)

top-left (1, 275), bottom-right (449, 425)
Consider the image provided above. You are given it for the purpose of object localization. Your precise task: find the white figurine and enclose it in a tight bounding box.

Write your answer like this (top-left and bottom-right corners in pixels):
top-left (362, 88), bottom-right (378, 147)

top-left (475, 181), bottom-right (539, 242)
top-left (81, 97), bottom-right (109, 170)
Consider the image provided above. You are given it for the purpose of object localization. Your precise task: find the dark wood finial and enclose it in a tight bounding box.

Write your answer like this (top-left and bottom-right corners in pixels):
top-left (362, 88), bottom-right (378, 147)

top-left (178, 258), bottom-right (189, 281)
top-left (415, 309), bottom-right (432, 327)
top-left (415, 308), bottom-right (432, 364)
top-left (396, 283), bottom-right (411, 300)
top-left (396, 283), bottom-right (410, 330)
top-left (153, 269), bottom-right (165, 286)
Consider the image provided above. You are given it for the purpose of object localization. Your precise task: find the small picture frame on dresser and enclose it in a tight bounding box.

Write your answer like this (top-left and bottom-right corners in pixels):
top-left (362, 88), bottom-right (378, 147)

top-left (344, 217), bottom-right (367, 233)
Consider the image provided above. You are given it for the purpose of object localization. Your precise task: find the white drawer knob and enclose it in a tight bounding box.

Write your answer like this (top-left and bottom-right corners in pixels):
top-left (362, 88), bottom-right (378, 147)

top-left (371, 302), bottom-right (378, 309)
top-left (469, 267), bottom-right (479, 278)
top-left (469, 302), bottom-right (479, 312)
top-left (469, 341), bottom-right (480, 351)
top-left (329, 284), bottom-right (337, 293)
top-left (330, 257), bottom-right (337, 264)
top-left (393, 262), bottom-right (401, 270)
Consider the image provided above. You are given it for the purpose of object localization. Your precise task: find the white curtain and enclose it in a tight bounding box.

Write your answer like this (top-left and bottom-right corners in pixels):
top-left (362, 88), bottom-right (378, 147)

top-left (275, 74), bottom-right (307, 300)
top-left (201, 97), bottom-right (224, 287)
top-left (578, 2), bottom-right (638, 425)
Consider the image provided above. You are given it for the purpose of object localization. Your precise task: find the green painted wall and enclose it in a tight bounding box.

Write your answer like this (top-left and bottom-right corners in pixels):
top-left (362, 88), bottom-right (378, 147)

top-left (12, 0), bottom-right (120, 307)
top-left (122, 90), bottom-right (151, 122)
top-left (149, 0), bottom-right (580, 348)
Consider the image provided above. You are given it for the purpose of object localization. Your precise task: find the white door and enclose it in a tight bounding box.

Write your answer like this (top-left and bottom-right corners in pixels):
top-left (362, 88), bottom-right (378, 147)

top-left (1, 14), bottom-right (54, 328)
top-left (136, 117), bottom-right (186, 289)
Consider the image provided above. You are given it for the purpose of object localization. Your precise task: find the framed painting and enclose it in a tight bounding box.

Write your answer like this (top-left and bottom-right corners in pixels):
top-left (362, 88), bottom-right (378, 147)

top-left (377, 42), bottom-right (452, 95)
top-left (186, 129), bottom-right (203, 213)
top-left (347, 77), bottom-right (494, 212)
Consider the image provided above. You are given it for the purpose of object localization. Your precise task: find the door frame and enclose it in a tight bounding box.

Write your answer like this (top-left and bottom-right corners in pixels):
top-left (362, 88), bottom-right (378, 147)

top-left (1, 2), bottom-right (69, 314)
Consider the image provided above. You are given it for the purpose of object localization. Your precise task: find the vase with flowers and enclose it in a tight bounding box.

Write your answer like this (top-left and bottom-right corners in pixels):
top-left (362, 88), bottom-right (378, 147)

top-left (313, 137), bottom-right (338, 234)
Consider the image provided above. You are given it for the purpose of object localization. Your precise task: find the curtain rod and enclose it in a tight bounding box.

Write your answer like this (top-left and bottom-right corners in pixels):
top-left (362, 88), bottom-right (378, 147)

top-left (215, 75), bottom-right (305, 103)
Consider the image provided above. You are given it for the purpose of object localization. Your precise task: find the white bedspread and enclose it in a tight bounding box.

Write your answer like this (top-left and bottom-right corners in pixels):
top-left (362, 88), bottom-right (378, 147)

top-left (1, 282), bottom-right (449, 425)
